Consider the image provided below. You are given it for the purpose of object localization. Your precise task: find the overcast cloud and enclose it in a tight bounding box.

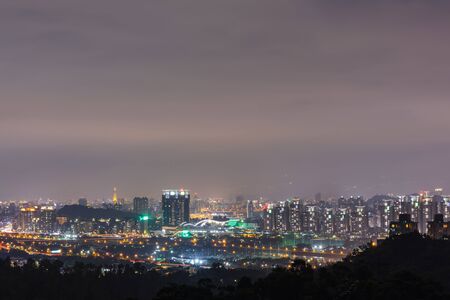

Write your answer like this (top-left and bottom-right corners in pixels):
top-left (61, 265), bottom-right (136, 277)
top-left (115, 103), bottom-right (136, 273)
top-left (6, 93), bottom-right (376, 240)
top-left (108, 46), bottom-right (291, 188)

top-left (1, 0), bottom-right (450, 201)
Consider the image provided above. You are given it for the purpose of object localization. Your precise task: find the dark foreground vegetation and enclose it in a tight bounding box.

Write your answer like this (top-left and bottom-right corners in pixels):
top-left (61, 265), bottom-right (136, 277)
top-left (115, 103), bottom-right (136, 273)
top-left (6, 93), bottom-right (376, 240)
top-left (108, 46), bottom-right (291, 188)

top-left (0, 233), bottom-right (449, 300)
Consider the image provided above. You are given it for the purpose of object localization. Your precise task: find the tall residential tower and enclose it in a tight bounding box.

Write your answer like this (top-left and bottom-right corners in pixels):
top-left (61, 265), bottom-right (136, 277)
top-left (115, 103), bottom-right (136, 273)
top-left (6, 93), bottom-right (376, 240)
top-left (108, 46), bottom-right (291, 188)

top-left (162, 189), bottom-right (190, 227)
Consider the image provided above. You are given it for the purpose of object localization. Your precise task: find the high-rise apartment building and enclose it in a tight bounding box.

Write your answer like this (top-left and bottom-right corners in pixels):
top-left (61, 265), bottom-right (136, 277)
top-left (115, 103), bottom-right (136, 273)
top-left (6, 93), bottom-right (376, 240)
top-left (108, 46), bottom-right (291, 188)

top-left (303, 205), bottom-right (320, 234)
top-left (378, 199), bottom-right (397, 232)
top-left (37, 206), bottom-right (56, 233)
top-left (263, 201), bottom-right (291, 232)
top-left (323, 208), bottom-right (334, 235)
top-left (17, 207), bottom-right (38, 232)
top-left (289, 198), bottom-right (303, 232)
top-left (419, 196), bottom-right (435, 234)
top-left (335, 208), bottom-right (350, 236)
top-left (133, 197), bottom-right (149, 215)
top-left (162, 189), bottom-right (190, 226)
top-left (350, 205), bottom-right (368, 237)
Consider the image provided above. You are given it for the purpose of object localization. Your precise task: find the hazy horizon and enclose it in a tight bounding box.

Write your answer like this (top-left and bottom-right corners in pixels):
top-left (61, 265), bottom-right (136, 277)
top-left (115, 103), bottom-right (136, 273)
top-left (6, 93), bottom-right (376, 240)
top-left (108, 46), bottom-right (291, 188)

top-left (2, 0), bottom-right (450, 201)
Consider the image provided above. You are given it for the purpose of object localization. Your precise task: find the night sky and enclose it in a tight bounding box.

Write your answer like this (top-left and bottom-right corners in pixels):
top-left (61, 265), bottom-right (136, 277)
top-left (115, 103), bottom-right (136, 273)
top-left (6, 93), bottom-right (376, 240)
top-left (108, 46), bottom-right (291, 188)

top-left (1, 0), bottom-right (450, 201)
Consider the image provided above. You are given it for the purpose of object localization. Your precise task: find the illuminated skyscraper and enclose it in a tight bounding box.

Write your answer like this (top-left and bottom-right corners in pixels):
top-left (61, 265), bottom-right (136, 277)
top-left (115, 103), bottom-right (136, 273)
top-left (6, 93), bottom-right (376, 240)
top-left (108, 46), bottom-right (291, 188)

top-left (419, 196), bottom-right (435, 234)
top-left (409, 194), bottom-right (420, 223)
top-left (162, 189), bottom-right (190, 226)
top-left (18, 207), bottom-right (38, 232)
top-left (350, 205), bottom-right (368, 237)
top-left (263, 204), bottom-right (273, 232)
top-left (272, 204), bottom-right (286, 232)
top-left (378, 199), bottom-right (397, 232)
top-left (323, 208), bottom-right (334, 235)
top-left (303, 205), bottom-right (320, 234)
top-left (263, 201), bottom-right (290, 232)
top-left (335, 208), bottom-right (350, 236)
top-left (289, 198), bottom-right (303, 232)
top-left (37, 206), bottom-right (56, 233)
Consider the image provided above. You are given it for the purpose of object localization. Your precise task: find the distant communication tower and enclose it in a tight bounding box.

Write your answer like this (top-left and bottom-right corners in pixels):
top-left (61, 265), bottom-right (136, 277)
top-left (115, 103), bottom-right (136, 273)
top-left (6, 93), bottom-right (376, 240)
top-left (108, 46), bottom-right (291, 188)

top-left (113, 187), bottom-right (118, 205)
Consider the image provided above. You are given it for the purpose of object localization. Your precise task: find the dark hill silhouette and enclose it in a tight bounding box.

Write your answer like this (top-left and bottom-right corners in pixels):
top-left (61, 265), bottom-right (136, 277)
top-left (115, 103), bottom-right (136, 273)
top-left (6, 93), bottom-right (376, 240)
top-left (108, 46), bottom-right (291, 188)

top-left (0, 233), bottom-right (448, 299)
top-left (156, 233), bottom-right (450, 300)
top-left (58, 205), bottom-right (137, 220)
top-left (344, 233), bottom-right (450, 289)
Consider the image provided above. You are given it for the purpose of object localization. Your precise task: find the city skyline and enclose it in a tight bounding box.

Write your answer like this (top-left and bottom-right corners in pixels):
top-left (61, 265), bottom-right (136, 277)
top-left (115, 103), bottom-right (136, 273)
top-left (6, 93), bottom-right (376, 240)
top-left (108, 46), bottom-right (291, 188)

top-left (2, 2), bottom-right (450, 299)
top-left (2, 185), bottom-right (448, 204)
top-left (6, 184), bottom-right (449, 250)
top-left (2, 1), bottom-right (450, 200)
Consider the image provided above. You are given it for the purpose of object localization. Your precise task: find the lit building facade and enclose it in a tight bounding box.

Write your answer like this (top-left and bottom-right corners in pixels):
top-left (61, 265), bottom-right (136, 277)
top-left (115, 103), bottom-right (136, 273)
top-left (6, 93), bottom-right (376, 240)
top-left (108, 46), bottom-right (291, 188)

top-left (37, 206), bottom-right (56, 233)
top-left (419, 196), bottom-right (435, 234)
top-left (389, 214), bottom-right (418, 236)
top-left (323, 208), bottom-right (334, 235)
top-left (350, 205), bottom-right (368, 237)
top-left (303, 205), bottom-right (320, 234)
top-left (289, 198), bottom-right (303, 232)
top-left (335, 208), bottom-right (350, 236)
top-left (378, 199), bottom-right (397, 232)
top-left (427, 214), bottom-right (450, 239)
top-left (17, 207), bottom-right (38, 232)
top-left (162, 189), bottom-right (190, 227)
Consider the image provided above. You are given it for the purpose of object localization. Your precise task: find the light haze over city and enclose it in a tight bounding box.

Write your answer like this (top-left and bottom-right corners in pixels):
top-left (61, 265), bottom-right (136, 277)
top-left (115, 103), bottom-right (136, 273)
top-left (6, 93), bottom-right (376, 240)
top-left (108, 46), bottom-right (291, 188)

top-left (2, 0), bottom-right (450, 201)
